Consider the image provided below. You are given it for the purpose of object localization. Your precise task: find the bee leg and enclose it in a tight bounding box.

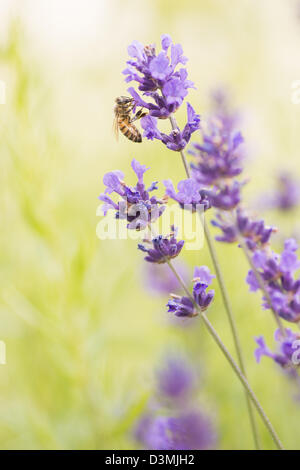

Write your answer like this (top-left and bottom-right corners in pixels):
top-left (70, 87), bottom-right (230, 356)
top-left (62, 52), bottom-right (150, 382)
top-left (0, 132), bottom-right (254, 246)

top-left (131, 108), bottom-right (148, 123)
top-left (127, 103), bottom-right (135, 112)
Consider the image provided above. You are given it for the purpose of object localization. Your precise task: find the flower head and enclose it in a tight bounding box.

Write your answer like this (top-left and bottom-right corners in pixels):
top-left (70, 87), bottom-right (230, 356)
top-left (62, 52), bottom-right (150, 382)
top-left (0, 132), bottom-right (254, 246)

top-left (123, 35), bottom-right (193, 119)
top-left (189, 96), bottom-right (245, 213)
top-left (138, 226), bottom-right (184, 263)
top-left (163, 178), bottom-right (211, 212)
top-left (212, 209), bottom-right (276, 249)
top-left (99, 159), bottom-right (166, 230)
top-left (141, 102), bottom-right (200, 151)
top-left (261, 171), bottom-right (300, 211)
top-left (167, 266), bottom-right (215, 317)
top-left (190, 116), bottom-right (244, 187)
top-left (193, 265), bottom-right (216, 285)
top-left (135, 411), bottom-right (216, 450)
top-left (255, 329), bottom-right (300, 377)
top-left (246, 239), bottom-right (300, 322)
top-left (134, 354), bottom-right (217, 450)
top-left (208, 181), bottom-right (243, 211)
top-left (156, 357), bottom-right (196, 403)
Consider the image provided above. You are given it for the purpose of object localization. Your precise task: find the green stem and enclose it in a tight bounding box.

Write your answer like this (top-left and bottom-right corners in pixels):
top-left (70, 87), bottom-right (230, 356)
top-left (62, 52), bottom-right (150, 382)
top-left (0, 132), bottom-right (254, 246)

top-left (168, 114), bottom-right (261, 449)
top-left (166, 259), bottom-right (284, 450)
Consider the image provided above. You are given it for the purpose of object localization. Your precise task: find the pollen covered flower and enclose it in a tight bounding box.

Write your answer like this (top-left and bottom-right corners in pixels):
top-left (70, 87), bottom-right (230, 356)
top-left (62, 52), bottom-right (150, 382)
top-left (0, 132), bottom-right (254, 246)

top-left (141, 102), bottom-right (200, 151)
top-left (167, 266), bottom-right (215, 317)
top-left (255, 329), bottom-right (300, 377)
top-left (138, 227), bottom-right (184, 264)
top-left (123, 35), bottom-right (194, 119)
top-left (98, 159), bottom-right (166, 230)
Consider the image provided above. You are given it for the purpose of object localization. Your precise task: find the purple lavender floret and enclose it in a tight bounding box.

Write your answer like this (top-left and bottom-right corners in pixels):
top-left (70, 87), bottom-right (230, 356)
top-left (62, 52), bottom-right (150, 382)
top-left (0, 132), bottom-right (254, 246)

top-left (156, 357), bottom-right (196, 403)
top-left (167, 295), bottom-right (195, 318)
top-left (189, 96), bottom-right (245, 213)
top-left (236, 211), bottom-right (275, 250)
top-left (141, 102), bottom-right (200, 151)
top-left (134, 354), bottom-right (217, 450)
top-left (138, 227), bottom-right (184, 264)
top-left (163, 178), bottom-right (211, 212)
top-left (247, 239), bottom-right (300, 323)
top-left (255, 328), bottom-right (300, 377)
top-left (165, 411), bottom-right (216, 450)
top-left (136, 411), bottom-right (216, 450)
top-left (167, 266), bottom-right (215, 317)
top-left (190, 116), bottom-right (244, 186)
top-left (212, 209), bottom-right (276, 249)
top-left (211, 213), bottom-right (237, 244)
top-left (194, 265), bottom-right (216, 284)
top-left (208, 181), bottom-right (242, 211)
top-left (262, 172), bottom-right (300, 211)
top-left (193, 282), bottom-right (215, 311)
top-left (123, 35), bottom-right (194, 119)
top-left (99, 159), bottom-right (166, 230)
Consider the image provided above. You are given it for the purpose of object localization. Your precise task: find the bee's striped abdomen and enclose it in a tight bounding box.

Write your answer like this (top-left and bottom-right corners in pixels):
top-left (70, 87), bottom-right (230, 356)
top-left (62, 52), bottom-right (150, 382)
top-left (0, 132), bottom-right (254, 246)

top-left (118, 117), bottom-right (142, 143)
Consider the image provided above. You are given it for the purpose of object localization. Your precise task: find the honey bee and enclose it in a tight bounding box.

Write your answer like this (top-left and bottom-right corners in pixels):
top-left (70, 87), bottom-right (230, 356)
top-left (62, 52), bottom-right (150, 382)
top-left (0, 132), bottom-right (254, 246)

top-left (113, 96), bottom-right (146, 143)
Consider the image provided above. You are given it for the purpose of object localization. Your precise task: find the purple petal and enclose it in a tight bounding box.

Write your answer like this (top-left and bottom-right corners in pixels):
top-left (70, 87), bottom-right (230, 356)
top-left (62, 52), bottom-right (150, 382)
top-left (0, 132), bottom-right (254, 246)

top-left (128, 40), bottom-right (145, 60)
top-left (161, 34), bottom-right (172, 50)
top-left (194, 266), bottom-right (215, 285)
top-left (103, 171), bottom-right (124, 195)
top-left (149, 52), bottom-right (170, 80)
top-left (131, 159), bottom-right (149, 183)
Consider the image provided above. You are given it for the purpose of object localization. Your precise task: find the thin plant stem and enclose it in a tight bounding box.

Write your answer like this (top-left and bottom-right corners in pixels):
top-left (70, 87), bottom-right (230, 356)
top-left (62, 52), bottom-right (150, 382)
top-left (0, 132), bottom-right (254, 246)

top-left (166, 259), bottom-right (284, 450)
top-left (168, 114), bottom-right (261, 449)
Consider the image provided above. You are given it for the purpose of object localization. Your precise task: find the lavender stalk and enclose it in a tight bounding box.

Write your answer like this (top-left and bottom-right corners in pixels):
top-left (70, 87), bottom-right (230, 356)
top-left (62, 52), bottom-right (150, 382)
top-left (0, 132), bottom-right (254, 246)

top-left (116, 34), bottom-right (288, 448)
top-left (165, 258), bottom-right (283, 450)
top-left (168, 113), bottom-right (261, 450)
top-left (190, 91), bottom-right (300, 396)
top-left (99, 157), bottom-right (284, 449)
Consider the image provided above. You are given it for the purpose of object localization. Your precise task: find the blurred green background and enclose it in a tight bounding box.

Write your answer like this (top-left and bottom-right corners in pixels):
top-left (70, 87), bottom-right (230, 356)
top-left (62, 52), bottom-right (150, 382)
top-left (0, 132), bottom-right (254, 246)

top-left (0, 0), bottom-right (300, 450)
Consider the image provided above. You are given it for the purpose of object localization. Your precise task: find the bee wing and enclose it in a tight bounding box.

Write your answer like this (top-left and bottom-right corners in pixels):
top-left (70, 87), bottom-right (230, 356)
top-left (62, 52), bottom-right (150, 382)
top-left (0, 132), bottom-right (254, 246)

top-left (113, 116), bottom-right (119, 141)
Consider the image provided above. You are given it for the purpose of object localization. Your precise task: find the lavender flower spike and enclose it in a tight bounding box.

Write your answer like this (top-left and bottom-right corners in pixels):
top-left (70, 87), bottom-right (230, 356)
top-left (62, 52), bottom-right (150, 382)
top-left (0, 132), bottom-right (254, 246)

top-left (246, 238), bottom-right (300, 323)
top-left (261, 171), bottom-right (300, 211)
top-left (156, 356), bottom-right (196, 403)
top-left (136, 411), bottom-right (216, 450)
top-left (255, 329), bottom-right (300, 377)
top-left (190, 115), bottom-right (244, 186)
top-left (138, 226), bottom-right (184, 264)
top-left (99, 159), bottom-right (166, 230)
top-left (167, 266), bottom-right (215, 317)
top-left (123, 35), bottom-right (194, 119)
